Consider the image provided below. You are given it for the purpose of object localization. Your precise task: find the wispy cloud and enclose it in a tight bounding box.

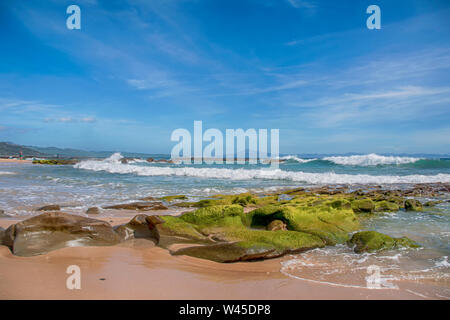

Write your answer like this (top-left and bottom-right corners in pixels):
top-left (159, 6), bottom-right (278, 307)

top-left (287, 0), bottom-right (316, 10)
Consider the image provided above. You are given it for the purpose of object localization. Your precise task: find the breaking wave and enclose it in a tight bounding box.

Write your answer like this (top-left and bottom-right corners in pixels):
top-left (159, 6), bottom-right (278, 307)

top-left (322, 154), bottom-right (421, 166)
top-left (74, 153), bottom-right (450, 184)
top-left (280, 155), bottom-right (317, 163)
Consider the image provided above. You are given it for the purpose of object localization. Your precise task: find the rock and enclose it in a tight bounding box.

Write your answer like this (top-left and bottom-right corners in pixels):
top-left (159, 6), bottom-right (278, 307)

top-left (424, 200), bottom-right (442, 207)
top-left (103, 202), bottom-right (168, 211)
top-left (374, 201), bottom-right (399, 212)
top-left (36, 205), bottom-right (61, 211)
top-left (161, 195), bottom-right (188, 202)
top-left (266, 220), bottom-right (287, 231)
top-left (114, 214), bottom-right (162, 242)
top-left (0, 209), bottom-right (7, 217)
top-left (86, 207), bottom-right (100, 214)
top-left (0, 227), bottom-right (4, 245)
top-left (351, 199), bottom-right (375, 214)
top-left (146, 158), bottom-right (154, 162)
top-left (139, 196), bottom-right (158, 201)
top-left (156, 204), bottom-right (327, 262)
top-left (404, 199), bottom-right (423, 211)
top-left (120, 158), bottom-right (128, 164)
top-left (32, 159), bottom-right (78, 165)
top-left (248, 202), bottom-right (359, 245)
top-left (2, 212), bottom-right (121, 256)
top-left (348, 231), bottom-right (420, 253)
top-left (172, 242), bottom-right (284, 263)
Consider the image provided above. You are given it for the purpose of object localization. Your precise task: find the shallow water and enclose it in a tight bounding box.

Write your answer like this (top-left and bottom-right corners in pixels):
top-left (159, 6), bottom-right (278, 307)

top-left (0, 153), bottom-right (449, 297)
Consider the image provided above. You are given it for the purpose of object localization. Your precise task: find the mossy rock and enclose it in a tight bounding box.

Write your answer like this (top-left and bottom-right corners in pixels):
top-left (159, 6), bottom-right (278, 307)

top-left (348, 231), bottom-right (420, 253)
top-left (32, 159), bottom-right (77, 165)
top-left (351, 199), bottom-right (375, 214)
top-left (424, 200), bottom-right (442, 207)
top-left (374, 201), bottom-right (400, 212)
top-left (247, 203), bottom-right (359, 245)
top-left (404, 199), bottom-right (423, 212)
top-left (161, 195), bottom-right (188, 202)
top-left (156, 215), bottom-right (211, 247)
top-left (156, 204), bottom-right (326, 261)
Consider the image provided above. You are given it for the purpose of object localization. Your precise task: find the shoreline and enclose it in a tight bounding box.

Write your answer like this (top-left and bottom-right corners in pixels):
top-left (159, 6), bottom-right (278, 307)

top-left (0, 159), bottom-right (32, 164)
top-left (0, 217), bottom-right (446, 300)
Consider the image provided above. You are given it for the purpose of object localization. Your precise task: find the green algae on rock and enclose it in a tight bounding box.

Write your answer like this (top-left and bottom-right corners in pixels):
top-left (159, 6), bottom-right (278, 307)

top-left (32, 159), bottom-right (78, 165)
top-left (161, 195), bottom-right (188, 202)
top-left (351, 199), bottom-right (375, 214)
top-left (348, 231), bottom-right (420, 253)
top-left (404, 199), bottom-right (423, 211)
top-left (374, 201), bottom-right (400, 212)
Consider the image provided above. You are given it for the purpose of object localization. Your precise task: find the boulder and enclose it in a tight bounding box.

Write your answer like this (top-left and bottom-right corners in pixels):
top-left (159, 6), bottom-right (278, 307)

top-left (374, 201), bottom-right (399, 212)
top-left (86, 207), bottom-right (100, 215)
top-left (36, 205), bottom-right (61, 211)
top-left (0, 227), bottom-right (4, 245)
top-left (348, 231), bottom-right (420, 253)
top-left (351, 199), bottom-right (375, 214)
top-left (2, 212), bottom-right (121, 256)
top-left (404, 199), bottom-right (423, 211)
top-left (103, 202), bottom-right (168, 211)
top-left (114, 214), bottom-right (162, 242)
top-left (172, 242), bottom-right (283, 263)
top-left (0, 209), bottom-right (7, 217)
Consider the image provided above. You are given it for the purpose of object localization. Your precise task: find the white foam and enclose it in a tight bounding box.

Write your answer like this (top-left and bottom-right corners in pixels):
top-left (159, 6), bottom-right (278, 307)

top-left (0, 171), bottom-right (16, 175)
top-left (280, 155), bottom-right (317, 163)
top-left (323, 154), bottom-right (421, 166)
top-left (74, 153), bottom-right (450, 185)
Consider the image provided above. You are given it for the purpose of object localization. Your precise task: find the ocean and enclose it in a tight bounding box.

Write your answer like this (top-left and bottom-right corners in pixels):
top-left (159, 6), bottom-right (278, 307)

top-left (0, 152), bottom-right (449, 296)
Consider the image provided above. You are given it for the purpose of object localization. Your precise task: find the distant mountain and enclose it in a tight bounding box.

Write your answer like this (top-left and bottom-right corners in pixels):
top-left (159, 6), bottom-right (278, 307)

top-left (0, 142), bottom-right (44, 157)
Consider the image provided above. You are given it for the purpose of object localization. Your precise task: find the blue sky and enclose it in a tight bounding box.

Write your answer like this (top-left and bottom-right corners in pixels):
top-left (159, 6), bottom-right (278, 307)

top-left (0, 0), bottom-right (449, 154)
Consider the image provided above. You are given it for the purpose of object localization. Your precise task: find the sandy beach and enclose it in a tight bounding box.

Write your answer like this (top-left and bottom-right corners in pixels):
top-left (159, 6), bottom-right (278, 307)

top-left (0, 159), bottom-right (31, 164)
top-left (0, 216), bottom-right (445, 300)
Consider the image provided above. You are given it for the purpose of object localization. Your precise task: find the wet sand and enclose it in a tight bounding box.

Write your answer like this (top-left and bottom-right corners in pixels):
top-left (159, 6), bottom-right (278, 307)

top-left (0, 217), bottom-right (444, 300)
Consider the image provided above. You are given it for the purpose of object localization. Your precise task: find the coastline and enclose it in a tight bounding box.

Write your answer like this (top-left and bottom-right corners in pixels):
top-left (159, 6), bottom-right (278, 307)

top-left (0, 159), bottom-right (32, 164)
top-left (0, 216), bottom-right (446, 300)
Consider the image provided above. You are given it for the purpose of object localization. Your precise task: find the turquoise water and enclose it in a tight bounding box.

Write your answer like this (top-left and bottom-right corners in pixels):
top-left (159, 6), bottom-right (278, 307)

top-left (0, 153), bottom-right (449, 295)
top-left (0, 153), bottom-right (450, 213)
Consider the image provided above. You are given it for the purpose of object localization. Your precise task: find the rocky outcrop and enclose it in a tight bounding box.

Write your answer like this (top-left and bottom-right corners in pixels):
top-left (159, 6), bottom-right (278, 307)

top-left (103, 202), bottom-right (168, 211)
top-left (36, 205), bottom-right (61, 211)
top-left (348, 231), bottom-right (419, 253)
top-left (2, 212), bottom-right (121, 256)
top-left (32, 159), bottom-right (78, 165)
